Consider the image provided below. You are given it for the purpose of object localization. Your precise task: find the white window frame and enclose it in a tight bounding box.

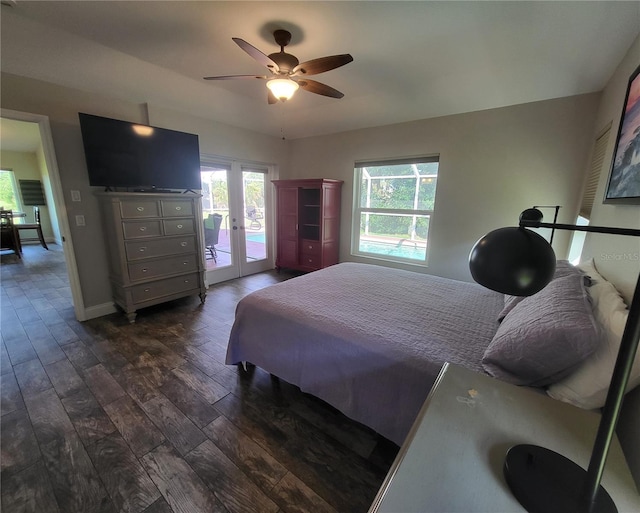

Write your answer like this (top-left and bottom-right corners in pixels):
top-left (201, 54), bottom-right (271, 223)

top-left (351, 156), bottom-right (439, 267)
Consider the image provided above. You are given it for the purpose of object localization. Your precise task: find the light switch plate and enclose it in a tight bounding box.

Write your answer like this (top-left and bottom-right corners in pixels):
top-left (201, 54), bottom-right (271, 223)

top-left (75, 215), bottom-right (85, 227)
top-left (71, 190), bottom-right (81, 202)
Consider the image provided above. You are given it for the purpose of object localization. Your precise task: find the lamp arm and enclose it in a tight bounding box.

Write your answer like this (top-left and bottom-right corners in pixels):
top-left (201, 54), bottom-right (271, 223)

top-left (520, 220), bottom-right (640, 237)
top-left (521, 216), bottom-right (640, 511)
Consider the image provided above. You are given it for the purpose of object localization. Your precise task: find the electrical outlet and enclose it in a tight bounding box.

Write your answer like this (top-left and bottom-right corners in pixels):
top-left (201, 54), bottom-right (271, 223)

top-left (71, 190), bottom-right (81, 202)
top-left (75, 215), bottom-right (85, 227)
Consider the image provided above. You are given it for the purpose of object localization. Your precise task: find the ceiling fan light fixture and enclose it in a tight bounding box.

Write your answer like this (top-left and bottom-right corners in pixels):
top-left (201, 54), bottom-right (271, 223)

top-left (266, 78), bottom-right (299, 101)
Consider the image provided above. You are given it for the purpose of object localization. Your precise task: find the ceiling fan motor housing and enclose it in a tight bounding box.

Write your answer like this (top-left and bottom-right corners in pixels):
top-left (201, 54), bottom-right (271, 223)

top-left (269, 52), bottom-right (299, 74)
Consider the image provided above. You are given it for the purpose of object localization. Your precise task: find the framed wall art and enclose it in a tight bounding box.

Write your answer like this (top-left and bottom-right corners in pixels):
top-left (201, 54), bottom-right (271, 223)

top-left (604, 64), bottom-right (640, 204)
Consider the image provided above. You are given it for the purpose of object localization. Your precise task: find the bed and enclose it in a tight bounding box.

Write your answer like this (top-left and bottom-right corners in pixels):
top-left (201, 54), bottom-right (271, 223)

top-left (226, 261), bottom-right (610, 445)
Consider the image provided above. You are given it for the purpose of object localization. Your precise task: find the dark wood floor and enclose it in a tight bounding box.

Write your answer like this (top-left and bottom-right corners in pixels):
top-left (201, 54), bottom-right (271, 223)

top-left (1, 245), bottom-right (398, 513)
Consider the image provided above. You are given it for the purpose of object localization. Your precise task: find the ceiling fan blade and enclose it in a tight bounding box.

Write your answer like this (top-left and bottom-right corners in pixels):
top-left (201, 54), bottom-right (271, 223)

top-left (291, 54), bottom-right (353, 76)
top-left (296, 79), bottom-right (345, 99)
top-left (232, 37), bottom-right (280, 72)
top-left (268, 90), bottom-right (278, 104)
top-left (203, 74), bottom-right (267, 80)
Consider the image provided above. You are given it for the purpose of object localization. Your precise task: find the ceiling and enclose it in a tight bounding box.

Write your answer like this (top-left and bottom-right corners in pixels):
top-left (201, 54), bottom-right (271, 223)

top-left (1, 1), bottom-right (639, 140)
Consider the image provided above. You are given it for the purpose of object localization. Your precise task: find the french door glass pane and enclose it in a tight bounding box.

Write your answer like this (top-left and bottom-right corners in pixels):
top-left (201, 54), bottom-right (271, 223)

top-left (201, 166), bottom-right (232, 269)
top-left (242, 170), bottom-right (266, 262)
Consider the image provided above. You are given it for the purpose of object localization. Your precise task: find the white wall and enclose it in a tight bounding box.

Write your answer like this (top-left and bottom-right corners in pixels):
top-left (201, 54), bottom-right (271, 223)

top-left (0, 72), bottom-right (286, 312)
top-left (288, 94), bottom-right (600, 282)
top-left (582, 34), bottom-right (640, 491)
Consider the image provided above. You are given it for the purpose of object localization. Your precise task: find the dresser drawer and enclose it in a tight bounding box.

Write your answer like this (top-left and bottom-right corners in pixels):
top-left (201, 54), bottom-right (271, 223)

top-left (128, 254), bottom-right (198, 281)
top-left (122, 220), bottom-right (162, 239)
top-left (120, 200), bottom-right (160, 219)
top-left (161, 200), bottom-right (194, 217)
top-left (163, 218), bottom-right (195, 236)
top-left (125, 235), bottom-right (196, 261)
top-left (130, 273), bottom-right (200, 304)
top-left (301, 239), bottom-right (321, 257)
top-left (301, 254), bottom-right (320, 267)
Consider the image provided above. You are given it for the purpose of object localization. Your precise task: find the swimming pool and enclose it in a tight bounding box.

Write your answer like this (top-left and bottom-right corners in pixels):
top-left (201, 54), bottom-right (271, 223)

top-left (359, 239), bottom-right (427, 261)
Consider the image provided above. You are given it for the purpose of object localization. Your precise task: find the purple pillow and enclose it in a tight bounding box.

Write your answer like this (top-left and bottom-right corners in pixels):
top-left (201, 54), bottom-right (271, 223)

top-left (484, 273), bottom-right (600, 387)
top-left (497, 260), bottom-right (584, 321)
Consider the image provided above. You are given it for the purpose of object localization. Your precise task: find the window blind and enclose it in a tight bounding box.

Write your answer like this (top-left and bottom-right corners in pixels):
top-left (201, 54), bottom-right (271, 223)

top-left (580, 127), bottom-right (610, 219)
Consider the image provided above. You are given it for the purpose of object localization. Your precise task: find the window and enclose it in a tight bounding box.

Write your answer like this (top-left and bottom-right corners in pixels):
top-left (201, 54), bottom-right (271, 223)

top-left (0, 169), bottom-right (23, 213)
top-left (352, 157), bottom-right (439, 265)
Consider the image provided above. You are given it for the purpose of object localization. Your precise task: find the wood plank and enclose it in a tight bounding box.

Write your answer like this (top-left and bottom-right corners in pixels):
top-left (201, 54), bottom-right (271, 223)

top-left (159, 375), bottom-right (219, 428)
top-left (44, 358), bottom-right (86, 398)
top-left (0, 408), bottom-right (40, 476)
top-left (61, 340), bottom-right (100, 370)
top-left (186, 439), bottom-right (279, 513)
top-left (61, 388), bottom-right (117, 445)
top-left (0, 460), bottom-right (61, 513)
top-left (203, 416), bottom-right (287, 491)
top-left (86, 432), bottom-right (161, 513)
top-left (109, 363), bottom-right (160, 404)
top-left (214, 392), bottom-right (385, 512)
top-left (82, 364), bottom-right (127, 407)
top-left (39, 434), bottom-right (113, 513)
top-left (23, 388), bottom-right (113, 513)
top-left (13, 359), bottom-right (52, 398)
top-left (141, 442), bottom-right (226, 513)
top-left (269, 472), bottom-right (339, 513)
top-left (1, 370), bottom-right (25, 416)
top-left (171, 363), bottom-right (230, 404)
top-left (139, 394), bottom-right (206, 456)
top-left (103, 395), bottom-right (165, 457)
top-left (141, 497), bottom-right (173, 513)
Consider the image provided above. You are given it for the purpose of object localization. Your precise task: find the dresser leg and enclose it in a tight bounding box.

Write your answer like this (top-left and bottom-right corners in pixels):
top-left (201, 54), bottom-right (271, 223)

top-left (199, 292), bottom-right (206, 304)
top-left (126, 311), bottom-right (137, 324)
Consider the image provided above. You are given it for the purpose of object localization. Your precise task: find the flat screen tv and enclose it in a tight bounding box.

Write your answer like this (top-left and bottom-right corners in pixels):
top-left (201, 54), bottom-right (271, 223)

top-left (78, 113), bottom-right (201, 191)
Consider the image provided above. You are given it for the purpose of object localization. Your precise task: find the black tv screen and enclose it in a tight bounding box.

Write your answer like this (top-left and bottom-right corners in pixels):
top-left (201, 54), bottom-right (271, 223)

top-left (78, 113), bottom-right (201, 190)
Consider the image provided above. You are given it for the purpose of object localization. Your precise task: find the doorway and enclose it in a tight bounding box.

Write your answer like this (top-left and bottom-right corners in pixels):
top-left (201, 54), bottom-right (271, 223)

top-left (0, 109), bottom-right (85, 320)
top-left (200, 159), bottom-right (274, 284)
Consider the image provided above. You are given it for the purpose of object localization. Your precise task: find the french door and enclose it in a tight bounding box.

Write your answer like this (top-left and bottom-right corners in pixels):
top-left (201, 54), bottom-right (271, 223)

top-left (200, 159), bottom-right (274, 285)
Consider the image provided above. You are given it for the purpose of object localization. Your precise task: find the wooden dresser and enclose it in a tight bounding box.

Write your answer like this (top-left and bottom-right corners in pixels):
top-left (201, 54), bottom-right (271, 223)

top-left (272, 178), bottom-right (342, 272)
top-left (96, 192), bottom-right (206, 323)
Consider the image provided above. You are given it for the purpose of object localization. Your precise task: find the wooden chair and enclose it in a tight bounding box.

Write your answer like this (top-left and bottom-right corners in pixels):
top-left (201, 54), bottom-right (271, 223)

top-left (15, 206), bottom-right (48, 250)
top-left (0, 210), bottom-right (22, 258)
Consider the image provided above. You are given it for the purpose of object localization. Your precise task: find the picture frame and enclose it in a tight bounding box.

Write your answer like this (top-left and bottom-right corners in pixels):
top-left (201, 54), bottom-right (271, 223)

top-left (604, 64), bottom-right (640, 204)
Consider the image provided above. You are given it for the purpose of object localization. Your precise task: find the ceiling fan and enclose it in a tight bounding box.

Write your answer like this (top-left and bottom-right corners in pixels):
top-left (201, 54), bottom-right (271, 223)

top-left (204, 29), bottom-right (353, 103)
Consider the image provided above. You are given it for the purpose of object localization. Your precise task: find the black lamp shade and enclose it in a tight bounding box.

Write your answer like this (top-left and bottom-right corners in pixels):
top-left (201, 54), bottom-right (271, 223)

top-left (469, 226), bottom-right (556, 296)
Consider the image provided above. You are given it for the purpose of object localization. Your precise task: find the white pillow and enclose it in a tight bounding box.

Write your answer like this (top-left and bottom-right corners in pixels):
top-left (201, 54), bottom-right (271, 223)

top-left (547, 261), bottom-right (638, 409)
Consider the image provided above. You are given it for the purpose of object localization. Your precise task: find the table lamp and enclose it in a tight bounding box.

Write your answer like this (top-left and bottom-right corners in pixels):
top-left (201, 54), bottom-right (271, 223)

top-left (469, 207), bottom-right (640, 513)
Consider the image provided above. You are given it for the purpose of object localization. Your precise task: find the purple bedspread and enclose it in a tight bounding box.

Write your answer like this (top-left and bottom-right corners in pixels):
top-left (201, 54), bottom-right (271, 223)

top-left (226, 262), bottom-right (504, 445)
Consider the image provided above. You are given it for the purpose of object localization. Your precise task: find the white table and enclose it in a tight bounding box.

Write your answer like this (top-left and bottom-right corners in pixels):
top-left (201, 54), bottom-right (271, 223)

top-left (369, 363), bottom-right (640, 512)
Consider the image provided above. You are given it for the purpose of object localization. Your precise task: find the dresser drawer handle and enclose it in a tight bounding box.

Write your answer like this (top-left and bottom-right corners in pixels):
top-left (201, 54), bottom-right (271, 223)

top-left (183, 261), bottom-right (188, 265)
top-left (180, 242), bottom-right (187, 247)
top-left (308, 258), bottom-right (313, 263)
top-left (139, 226), bottom-right (147, 232)
top-left (139, 247), bottom-right (146, 252)
top-left (177, 224), bottom-right (183, 229)
top-left (184, 279), bottom-right (189, 283)
top-left (175, 206), bottom-right (182, 211)
top-left (308, 245), bottom-right (313, 249)
top-left (141, 268), bottom-right (148, 273)
top-left (136, 207), bottom-right (144, 212)
top-left (144, 288), bottom-right (151, 292)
